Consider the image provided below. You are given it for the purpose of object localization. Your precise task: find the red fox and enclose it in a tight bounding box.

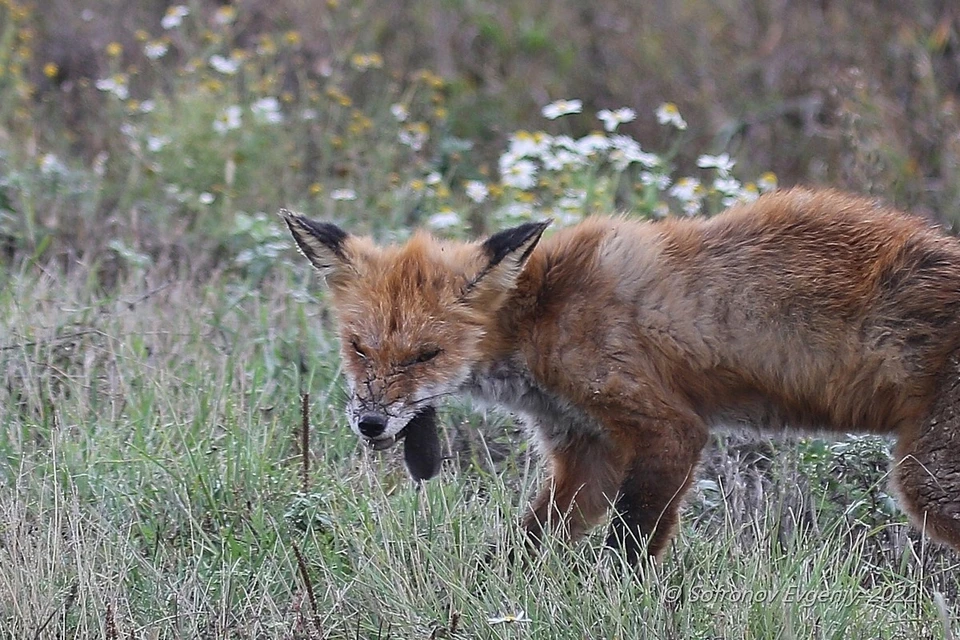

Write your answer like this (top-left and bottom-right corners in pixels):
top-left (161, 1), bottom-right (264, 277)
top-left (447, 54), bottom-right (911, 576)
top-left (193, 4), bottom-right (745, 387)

top-left (281, 188), bottom-right (960, 563)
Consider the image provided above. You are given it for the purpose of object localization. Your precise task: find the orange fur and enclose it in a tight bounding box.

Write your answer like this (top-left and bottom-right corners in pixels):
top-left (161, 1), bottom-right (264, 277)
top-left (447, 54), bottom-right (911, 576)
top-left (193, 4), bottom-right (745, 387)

top-left (282, 187), bottom-right (960, 562)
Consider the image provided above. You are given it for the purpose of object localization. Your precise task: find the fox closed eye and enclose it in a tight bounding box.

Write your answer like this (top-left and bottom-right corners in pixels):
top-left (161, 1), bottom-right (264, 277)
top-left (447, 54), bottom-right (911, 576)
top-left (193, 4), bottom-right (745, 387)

top-left (350, 338), bottom-right (368, 359)
top-left (399, 348), bottom-right (442, 368)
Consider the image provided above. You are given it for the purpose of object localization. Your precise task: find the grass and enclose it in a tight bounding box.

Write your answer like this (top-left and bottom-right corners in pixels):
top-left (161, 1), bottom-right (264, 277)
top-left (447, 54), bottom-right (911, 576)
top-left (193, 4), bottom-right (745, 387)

top-left (0, 261), bottom-right (957, 639)
top-left (1, 0), bottom-right (960, 637)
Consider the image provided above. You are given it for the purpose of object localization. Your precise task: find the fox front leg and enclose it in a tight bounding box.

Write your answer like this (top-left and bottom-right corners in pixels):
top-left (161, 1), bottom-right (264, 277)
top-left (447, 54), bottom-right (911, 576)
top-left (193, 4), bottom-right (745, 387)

top-left (521, 433), bottom-right (625, 550)
top-left (603, 412), bottom-right (709, 563)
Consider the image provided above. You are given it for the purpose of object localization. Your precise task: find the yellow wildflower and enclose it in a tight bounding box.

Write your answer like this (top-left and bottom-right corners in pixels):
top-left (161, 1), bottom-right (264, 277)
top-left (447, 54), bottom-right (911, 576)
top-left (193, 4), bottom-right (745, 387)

top-left (213, 6), bottom-right (236, 26)
top-left (348, 112), bottom-right (373, 135)
top-left (106, 42), bottom-right (122, 58)
top-left (258, 35), bottom-right (277, 56)
top-left (325, 86), bottom-right (352, 107)
top-left (350, 53), bottom-right (383, 71)
top-left (414, 69), bottom-right (443, 86)
top-left (43, 62), bottom-right (58, 78)
top-left (10, 3), bottom-right (31, 21)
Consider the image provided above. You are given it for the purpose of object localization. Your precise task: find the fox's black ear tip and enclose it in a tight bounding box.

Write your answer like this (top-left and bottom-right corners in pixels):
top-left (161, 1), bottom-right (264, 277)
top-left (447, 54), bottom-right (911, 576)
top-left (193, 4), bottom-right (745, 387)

top-left (517, 219), bottom-right (551, 232)
top-left (515, 219), bottom-right (552, 241)
top-left (278, 209), bottom-right (311, 233)
top-left (279, 210), bottom-right (349, 261)
top-left (482, 219), bottom-right (551, 265)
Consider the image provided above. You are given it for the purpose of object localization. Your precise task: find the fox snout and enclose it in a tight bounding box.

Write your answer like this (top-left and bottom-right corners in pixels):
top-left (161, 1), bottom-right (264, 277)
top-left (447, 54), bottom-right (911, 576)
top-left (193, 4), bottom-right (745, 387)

top-left (345, 390), bottom-right (422, 448)
top-left (357, 413), bottom-right (388, 438)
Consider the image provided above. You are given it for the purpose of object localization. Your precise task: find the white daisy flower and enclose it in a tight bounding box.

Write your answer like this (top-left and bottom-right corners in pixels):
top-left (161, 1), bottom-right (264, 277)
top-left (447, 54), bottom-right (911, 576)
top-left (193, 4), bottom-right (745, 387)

top-left (682, 199), bottom-right (703, 216)
top-left (609, 135), bottom-right (659, 170)
top-left (161, 5), bottom-right (189, 30)
top-left (575, 132), bottom-right (610, 156)
top-left (95, 75), bottom-right (129, 100)
top-left (500, 159), bottom-right (537, 190)
top-left (251, 96), bottom-right (283, 124)
top-left (390, 104), bottom-right (409, 122)
top-left (465, 180), bottom-right (488, 204)
top-left (552, 134), bottom-right (579, 152)
top-left (209, 54), bottom-right (240, 75)
top-left (640, 171), bottom-right (671, 190)
top-left (144, 41), bottom-right (168, 60)
top-left (597, 107), bottom-right (636, 132)
top-left (757, 172), bottom-right (778, 193)
top-left (739, 183), bottom-right (760, 203)
top-left (669, 177), bottom-right (702, 202)
top-left (698, 153), bottom-right (735, 177)
top-left (398, 126), bottom-right (427, 151)
top-left (542, 149), bottom-right (587, 172)
top-left (146, 135), bottom-right (170, 152)
top-left (556, 189), bottom-right (587, 210)
top-left (541, 99), bottom-right (582, 120)
top-left (655, 102), bottom-right (687, 130)
top-left (213, 105), bottom-right (242, 134)
top-left (497, 202), bottom-right (534, 222)
top-left (712, 176), bottom-right (741, 194)
top-left (488, 611), bottom-right (531, 625)
top-left (427, 211), bottom-right (462, 229)
top-left (39, 154), bottom-right (65, 175)
top-left (213, 6), bottom-right (236, 26)
top-left (507, 132), bottom-right (552, 159)
top-left (330, 189), bottom-right (358, 201)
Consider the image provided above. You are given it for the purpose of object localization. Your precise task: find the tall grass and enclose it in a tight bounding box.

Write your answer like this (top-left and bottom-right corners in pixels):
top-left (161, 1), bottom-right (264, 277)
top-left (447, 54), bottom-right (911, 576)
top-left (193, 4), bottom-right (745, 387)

top-left (0, 255), bottom-right (957, 638)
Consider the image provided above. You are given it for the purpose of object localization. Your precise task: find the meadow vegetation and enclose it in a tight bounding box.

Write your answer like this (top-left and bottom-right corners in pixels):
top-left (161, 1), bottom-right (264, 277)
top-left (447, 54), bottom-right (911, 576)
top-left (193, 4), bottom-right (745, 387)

top-left (1, 0), bottom-right (959, 637)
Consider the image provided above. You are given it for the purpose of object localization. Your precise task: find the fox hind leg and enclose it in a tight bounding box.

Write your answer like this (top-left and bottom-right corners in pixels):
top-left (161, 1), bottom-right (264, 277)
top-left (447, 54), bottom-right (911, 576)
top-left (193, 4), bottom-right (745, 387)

top-left (893, 372), bottom-right (960, 552)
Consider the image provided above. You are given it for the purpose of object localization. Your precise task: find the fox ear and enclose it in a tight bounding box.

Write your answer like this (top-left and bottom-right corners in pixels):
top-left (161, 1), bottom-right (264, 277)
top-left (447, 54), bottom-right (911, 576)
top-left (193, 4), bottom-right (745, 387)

top-left (463, 220), bottom-right (550, 304)
top-left (279, 209), bottom-right (354, 287)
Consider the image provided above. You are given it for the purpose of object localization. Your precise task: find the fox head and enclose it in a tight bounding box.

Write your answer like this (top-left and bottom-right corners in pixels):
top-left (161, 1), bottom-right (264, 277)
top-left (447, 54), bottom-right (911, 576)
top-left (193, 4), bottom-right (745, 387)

top-left (280, 210), bottom-right (548, 470)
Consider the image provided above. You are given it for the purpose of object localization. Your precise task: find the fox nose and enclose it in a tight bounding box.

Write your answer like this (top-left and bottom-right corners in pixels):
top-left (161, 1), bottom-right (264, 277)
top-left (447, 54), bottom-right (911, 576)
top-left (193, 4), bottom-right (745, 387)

top-left (358, 413), bottom-right (388, 438)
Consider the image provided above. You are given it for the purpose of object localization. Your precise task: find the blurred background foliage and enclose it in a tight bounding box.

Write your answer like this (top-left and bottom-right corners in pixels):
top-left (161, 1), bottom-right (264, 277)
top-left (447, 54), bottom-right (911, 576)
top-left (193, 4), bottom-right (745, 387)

top-left (1, 0), bottom-right (960, 274)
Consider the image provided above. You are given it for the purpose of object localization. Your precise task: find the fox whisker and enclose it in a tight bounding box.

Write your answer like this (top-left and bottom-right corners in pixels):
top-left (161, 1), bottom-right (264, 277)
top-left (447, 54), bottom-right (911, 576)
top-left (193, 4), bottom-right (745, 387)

top-left (411, 390), bottom-right (455, 406)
